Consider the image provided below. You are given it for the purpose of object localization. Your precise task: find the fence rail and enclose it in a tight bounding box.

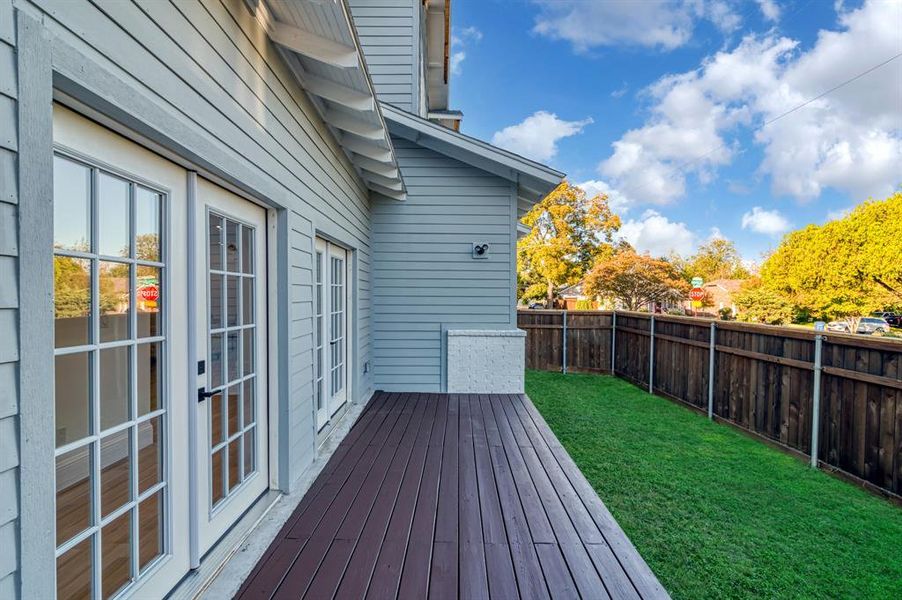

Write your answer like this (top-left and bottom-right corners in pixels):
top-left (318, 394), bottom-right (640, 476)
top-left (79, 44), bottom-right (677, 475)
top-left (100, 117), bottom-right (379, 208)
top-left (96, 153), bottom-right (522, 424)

top-left (518, 310), bottom-right (902, 498)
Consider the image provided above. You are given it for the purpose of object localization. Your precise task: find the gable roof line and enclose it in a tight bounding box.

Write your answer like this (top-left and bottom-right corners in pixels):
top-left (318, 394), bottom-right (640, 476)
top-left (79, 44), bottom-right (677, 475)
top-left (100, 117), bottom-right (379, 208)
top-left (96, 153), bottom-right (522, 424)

top-left (379, 102), bottom-right (565, 199)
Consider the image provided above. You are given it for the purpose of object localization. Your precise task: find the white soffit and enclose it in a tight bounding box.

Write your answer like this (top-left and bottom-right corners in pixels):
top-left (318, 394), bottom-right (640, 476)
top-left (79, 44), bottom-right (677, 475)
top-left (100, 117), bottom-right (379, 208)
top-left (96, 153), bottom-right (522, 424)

top-left (245, 0), bottom-right (406, 200)
top-left (425, 0), bottom-right (450, 112)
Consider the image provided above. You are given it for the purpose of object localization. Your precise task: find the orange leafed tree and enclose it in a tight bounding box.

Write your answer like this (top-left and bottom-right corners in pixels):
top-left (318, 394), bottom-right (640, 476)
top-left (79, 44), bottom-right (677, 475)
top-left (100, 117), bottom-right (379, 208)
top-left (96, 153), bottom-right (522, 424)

top-left (584, 249), bottom-right (689, 311)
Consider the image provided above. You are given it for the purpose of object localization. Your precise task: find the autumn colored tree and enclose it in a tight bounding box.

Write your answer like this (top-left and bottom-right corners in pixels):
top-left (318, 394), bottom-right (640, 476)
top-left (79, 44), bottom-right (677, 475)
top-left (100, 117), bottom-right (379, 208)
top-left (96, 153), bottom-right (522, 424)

top-left (518, 181), bottom-right (621, 304)
top-left (584, 249), bottom-right (689, 311)
top-left (760, 192), bottom-right (902, 328)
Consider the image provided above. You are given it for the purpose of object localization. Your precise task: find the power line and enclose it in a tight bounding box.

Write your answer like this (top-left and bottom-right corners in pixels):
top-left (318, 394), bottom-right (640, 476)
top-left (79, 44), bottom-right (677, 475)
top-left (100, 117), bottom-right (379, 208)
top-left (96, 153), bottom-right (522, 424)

top-left (615, 50), bottom-right (902, 201)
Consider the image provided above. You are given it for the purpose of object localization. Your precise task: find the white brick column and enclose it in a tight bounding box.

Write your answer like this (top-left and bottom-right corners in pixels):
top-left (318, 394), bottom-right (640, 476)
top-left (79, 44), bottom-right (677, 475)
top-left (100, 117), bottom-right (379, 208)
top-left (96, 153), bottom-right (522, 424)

top-left (446, 329), bottom-right (526, 393)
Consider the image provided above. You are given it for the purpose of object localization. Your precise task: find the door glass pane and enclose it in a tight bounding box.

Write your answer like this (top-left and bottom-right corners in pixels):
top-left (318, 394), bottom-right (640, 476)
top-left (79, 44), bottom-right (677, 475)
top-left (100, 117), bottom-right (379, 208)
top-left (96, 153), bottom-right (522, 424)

top-left (100, 429), bottom-right (132, 517)
top-left (98, 173), bottom-right (130, 258)
top-left (228, 439), bottom-right (241, 490)
top-left (136, 265), bottom-right (161, 338)
top-left (136, 342), bottom-right (162, 416)
top-left (226, 275), bottom-right (239, 327)
top-left (241, 226), bottom-right (254, 274)
top-left (55, 352), bottom-right (92, 446)
top-left (100, 346), bottom-right (130, 431)
top-left (138, 491), bottom-right (163, 573)
top-left (99, 261), bottom-right (130, 342)
top-left (227, 331), bottom-right (240, 381)
top-left (138, 416), bottom-right (162, 494)
top-left (227, 385), bottom-right (240, 437)
top-left (54, 256), bottom-right (92, 348)
top-left (210, 333), bottom-right (223, 390)
top-left (241, 277), bottom-right (253, 325)
top-left (211, 449), bottom-right (225, 506)
top-left (211, 392), bottom-right (224, 448)
top-left (226, 220), bottom-right (239, 272)
top-left (101, 511), bottom-right (133, 599)
top-left (210, 273), bottom-right (223, 329)
top-left (243, 429), bottom-right (255, 477)
top-left (135, 187), bottom-right (161, 262)
top-left (242, 330), bottom-right (254, 377)
top-left (56, 445), bottom-right (93, 545)
top-left (242, 379), bottom-right (255, 427)
top-left (53, 155), bottom-right (91, 252)
top-left (208, 214), bottom-right (223, 271)
top-left (57, 536), bottom-right (93, 600)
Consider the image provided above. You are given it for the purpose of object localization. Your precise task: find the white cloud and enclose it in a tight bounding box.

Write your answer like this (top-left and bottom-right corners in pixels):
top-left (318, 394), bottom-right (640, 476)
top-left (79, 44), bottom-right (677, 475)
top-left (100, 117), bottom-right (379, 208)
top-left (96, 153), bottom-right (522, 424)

top-left (596, 0), bottom-right (902, 206)
top-left (741, 206), bottom-right (791, 235)
top-left (619, 210), bottom-right (696, 256)
top-left (450, 51), bottom-right (466, 76)
top-left (492, 112), bottom-right (593, 162)
top-left (708, 226), bottom-right (726, 240)
top-left (576, 180), bottom-right (633, 213)
top-left (532, 0), bottom-right (742, 52)
top-left (826, 206), bottom-right (853, 221)
top-left (449, 26), bottom-right (483, 76)
top-left (611, 83), bottom-right (629, 99)
top-left (756, 0), bottom-right (780, 21)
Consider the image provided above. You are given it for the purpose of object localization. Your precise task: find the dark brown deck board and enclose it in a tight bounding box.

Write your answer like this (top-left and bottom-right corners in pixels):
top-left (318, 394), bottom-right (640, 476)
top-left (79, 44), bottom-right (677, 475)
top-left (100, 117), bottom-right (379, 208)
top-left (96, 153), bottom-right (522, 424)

top-left (237, 392), bottom-right (668, 600)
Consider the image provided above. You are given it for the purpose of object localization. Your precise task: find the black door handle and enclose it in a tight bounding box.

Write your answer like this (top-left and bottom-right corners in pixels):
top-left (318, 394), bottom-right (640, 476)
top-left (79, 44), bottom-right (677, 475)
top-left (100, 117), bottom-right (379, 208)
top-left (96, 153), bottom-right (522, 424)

top-left (198, 387), bottom-right (218, 403)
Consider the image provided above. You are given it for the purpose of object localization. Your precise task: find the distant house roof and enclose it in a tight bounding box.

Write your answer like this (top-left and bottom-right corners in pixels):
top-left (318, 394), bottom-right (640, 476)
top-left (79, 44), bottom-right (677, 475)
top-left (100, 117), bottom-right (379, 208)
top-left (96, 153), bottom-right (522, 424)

top-left (559, 281), bottom-right (587, 298)
top-left (704, 279), bottom-right (744, 292)
top-left (380, 102), bottom-right (565, 212)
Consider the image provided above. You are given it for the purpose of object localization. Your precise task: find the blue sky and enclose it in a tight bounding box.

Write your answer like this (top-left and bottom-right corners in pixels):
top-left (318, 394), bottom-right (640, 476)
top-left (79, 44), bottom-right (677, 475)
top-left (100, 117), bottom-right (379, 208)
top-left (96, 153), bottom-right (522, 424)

top-left (448, 0), bottom-right (902, 265)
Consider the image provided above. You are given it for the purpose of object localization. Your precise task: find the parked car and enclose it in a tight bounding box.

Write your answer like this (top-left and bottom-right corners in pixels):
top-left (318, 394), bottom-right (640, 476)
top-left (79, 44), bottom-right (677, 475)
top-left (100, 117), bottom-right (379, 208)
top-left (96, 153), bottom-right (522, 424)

top-left (826, 317), bottom-right (891, 334)
top-left (871, 311), bottom-right (901, 327)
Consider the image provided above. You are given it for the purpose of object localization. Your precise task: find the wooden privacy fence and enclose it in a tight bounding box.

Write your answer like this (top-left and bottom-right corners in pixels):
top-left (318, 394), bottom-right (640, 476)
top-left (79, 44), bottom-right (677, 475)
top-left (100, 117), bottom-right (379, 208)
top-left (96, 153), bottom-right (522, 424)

top-left (518, 310), bottom-right (902, 498)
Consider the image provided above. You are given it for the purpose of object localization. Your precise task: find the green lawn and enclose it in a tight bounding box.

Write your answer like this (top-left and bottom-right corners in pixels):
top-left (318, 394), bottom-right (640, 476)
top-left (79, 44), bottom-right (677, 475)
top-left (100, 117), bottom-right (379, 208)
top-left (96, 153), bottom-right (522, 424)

top-left (526, 369), bottom-right (902, 600)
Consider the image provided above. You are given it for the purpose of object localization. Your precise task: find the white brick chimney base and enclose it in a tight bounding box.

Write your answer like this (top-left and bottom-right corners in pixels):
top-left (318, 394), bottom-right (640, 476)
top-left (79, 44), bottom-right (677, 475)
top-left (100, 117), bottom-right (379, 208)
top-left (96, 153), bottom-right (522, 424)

top-left (447, 329), bottom-right (526, 393)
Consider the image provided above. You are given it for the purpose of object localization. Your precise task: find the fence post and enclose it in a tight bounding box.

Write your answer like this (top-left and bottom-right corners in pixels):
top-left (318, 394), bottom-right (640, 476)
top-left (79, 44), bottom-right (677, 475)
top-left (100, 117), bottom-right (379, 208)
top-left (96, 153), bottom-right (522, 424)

top-left (610, 311), bottom-right (617, 374)
top-left (708, 321), bottom-right (716, 420)
top-left (810, 334), bottom-right (823, 468)
top-left (562, 310), bottom-right (568, 375)
top-left (648, 314), bottom-right (655, 394)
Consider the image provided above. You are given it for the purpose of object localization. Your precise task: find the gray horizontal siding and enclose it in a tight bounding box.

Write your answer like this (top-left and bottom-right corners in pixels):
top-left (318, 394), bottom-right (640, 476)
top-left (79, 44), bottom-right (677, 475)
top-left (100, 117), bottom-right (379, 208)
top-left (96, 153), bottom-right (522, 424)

top-left (18, 0), bottom-right (374, 495)
top-left (0, 0), bottom-right (17, 595)
top-left (371, 137), bottom-right (516, 391)
top-left (347, 0), bottom-right (416, 112)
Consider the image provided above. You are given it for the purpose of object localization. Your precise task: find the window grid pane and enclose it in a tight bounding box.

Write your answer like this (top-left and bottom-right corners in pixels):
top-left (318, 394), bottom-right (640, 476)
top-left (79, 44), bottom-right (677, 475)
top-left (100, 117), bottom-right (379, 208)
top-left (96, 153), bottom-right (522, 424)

top-left (53, 154), bottom-right (167, 599)
top-left (208, 215), bottom-right (257, 508)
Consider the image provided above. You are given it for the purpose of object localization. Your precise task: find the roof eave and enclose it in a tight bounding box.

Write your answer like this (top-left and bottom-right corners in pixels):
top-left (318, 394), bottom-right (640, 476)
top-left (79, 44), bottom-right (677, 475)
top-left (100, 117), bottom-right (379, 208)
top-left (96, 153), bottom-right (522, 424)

top-left (380, 102), bottom-right (564, 205)
top-left (246, 0), bottom-right (407, 200)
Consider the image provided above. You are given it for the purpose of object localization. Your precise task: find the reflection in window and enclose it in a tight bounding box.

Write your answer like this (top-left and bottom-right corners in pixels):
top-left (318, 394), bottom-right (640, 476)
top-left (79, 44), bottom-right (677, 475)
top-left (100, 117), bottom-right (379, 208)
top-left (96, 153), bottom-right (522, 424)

top-left (98, 173), bottom-right (130, 258)
top-left (54, 256), bottom-right (91, 348)
top-left (99, 261), bottom-right (130, 343)
top-left (135, 187), bottom-right (161, 262)
top-left (53, 155), bottom-right (91, 252)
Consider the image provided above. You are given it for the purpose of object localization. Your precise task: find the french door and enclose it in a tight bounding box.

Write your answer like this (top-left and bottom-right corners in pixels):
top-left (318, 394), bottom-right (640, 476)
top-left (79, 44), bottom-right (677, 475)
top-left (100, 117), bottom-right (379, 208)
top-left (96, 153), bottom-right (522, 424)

top-left (194, 178), bottom-right (269, 556)
top-left (52, 104), bottom-right (191, 599)
top-left (52, 104), bottom-right (272, 599)
top-left (314, 239), bottom-right (350, 431)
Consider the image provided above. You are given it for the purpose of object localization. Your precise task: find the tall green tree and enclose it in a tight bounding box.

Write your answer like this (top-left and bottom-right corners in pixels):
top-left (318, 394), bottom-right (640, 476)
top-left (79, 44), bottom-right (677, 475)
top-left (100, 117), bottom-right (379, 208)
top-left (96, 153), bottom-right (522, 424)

top-left (518, 181), bottom-right (620, 304)
top-left (678, 238), bottom-right (750, 283)
top-left (759, 192), bottom-right (902, 327)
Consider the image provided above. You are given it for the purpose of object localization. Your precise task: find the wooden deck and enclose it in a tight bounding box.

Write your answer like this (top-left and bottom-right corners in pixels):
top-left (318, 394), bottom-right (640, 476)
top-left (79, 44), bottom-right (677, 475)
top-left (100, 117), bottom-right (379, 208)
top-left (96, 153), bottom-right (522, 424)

top-left (237, 392), bottom-right (668, 599)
